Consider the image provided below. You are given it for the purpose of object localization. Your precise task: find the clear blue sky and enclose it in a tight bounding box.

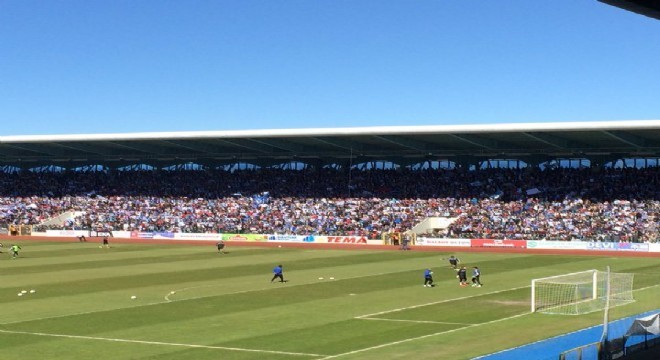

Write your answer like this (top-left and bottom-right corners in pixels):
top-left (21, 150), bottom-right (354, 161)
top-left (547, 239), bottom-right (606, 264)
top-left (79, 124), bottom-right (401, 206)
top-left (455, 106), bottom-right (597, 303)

top-left (1, 0), bottom-right (658, 136)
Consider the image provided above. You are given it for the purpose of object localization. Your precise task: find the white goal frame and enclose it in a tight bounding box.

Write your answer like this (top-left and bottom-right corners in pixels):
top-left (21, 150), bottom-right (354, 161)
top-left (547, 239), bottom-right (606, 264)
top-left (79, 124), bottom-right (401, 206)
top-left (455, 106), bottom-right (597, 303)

top-left (531, 269), bottom-right (634, 315)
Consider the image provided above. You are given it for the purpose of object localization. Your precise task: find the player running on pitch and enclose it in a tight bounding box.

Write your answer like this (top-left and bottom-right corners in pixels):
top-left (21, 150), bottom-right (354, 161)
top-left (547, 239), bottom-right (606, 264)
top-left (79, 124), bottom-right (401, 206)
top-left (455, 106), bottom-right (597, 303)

top-left (471, 266), bottom-right (482, 287)
top-left (10, 244), bottom-right (21, 259)
top-left (448, 255), bottom-right (460, 269)
top-left (216, 241), bottom-right (226, 254)
top-left (423, 268), bottom-right (435, 287)
top-left (457, 266), bottom-right (468, 287)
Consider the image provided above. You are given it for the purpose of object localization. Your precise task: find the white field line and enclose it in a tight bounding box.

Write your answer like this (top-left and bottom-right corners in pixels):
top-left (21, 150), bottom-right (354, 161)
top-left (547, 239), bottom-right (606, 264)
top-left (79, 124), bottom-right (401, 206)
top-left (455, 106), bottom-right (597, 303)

top-left (355, 285), bottom-right (530, 319)
top-left (359, 318), bottom-right (475, 325)
top-left (0, 329), bottom-right (327, 357)
top-left (320, 312), bottom-right (531, 359)
top-left (472, 283), bottom-right (660, 359)
top-left (335, 283), bottom-right (660, 360)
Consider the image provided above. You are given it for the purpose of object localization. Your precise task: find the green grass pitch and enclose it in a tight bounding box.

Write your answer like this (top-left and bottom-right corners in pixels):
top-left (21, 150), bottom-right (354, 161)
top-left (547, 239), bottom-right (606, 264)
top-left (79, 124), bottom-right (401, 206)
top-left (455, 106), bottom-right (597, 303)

top-left (0, 240), bottom-right (658, 359)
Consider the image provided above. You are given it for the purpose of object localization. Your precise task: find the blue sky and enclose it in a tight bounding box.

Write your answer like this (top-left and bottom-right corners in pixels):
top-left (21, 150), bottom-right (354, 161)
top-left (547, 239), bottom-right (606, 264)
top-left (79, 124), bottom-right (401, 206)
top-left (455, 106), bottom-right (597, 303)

top-left (1, 0), bottom-right (658, 136)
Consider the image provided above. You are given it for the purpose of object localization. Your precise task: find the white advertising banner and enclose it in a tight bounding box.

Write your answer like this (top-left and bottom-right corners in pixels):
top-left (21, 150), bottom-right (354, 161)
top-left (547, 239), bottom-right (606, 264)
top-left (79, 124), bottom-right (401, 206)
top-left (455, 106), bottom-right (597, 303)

top-left (648, 243), bottom-right (660, 253)
top-left (173, 233), bottom-right (223, 241)
top-left (415, 237), bottom-right (471, 247)
top-left (525, 240), bottom-right (591, 250)
top-left (45, 229), bottom-right (90, 237)
top-left (267, 234), bottom-right (314, 243)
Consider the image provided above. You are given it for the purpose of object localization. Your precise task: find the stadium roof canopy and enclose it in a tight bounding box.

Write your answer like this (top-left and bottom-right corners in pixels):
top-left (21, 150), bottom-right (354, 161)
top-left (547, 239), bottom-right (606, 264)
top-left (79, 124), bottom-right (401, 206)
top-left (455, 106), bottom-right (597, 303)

top-left (1, 120), bottom-right (659, 170)
top-left (599, 0), bottom-right (660, 20)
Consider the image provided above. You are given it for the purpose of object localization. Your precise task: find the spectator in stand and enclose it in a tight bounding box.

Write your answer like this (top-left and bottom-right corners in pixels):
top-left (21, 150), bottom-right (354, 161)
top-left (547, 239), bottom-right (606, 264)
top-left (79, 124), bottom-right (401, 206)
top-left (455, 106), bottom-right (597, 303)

top-left (0, 167), bottom-right (656, 243)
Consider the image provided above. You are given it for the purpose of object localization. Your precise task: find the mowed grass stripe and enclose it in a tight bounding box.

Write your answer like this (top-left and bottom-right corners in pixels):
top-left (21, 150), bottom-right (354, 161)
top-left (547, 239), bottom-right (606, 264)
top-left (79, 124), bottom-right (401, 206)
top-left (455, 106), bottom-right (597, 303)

top-left (1, 244), bottom-right (657, 360)
top-left (0, 247), bottom-right (444, 291)
top-left (5, 268), bottom-right (466, 333)
top-left (0, 329), bottom-right (327, 357)
top-left (0, 246), bottom-right (287, 275)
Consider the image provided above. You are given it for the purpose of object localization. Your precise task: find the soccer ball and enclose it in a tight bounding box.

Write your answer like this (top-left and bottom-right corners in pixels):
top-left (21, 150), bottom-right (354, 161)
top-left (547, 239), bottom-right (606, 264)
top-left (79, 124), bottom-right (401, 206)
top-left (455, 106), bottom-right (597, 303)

top-left (130, 295), bottom-right (137, 300)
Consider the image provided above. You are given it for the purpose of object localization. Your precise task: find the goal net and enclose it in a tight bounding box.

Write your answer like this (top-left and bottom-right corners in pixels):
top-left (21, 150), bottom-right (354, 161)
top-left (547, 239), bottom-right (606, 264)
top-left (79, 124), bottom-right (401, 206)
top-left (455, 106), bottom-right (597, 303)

top-left (531, 269), bottom-right (634, 315)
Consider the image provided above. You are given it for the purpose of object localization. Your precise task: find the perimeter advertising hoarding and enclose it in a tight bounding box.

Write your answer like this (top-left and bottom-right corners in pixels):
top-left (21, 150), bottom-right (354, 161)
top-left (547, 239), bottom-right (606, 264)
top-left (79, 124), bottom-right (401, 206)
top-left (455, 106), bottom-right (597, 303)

top-left (267, 234), bottom-right (314, 243)
top-left (649, 243), bottom-right (660, 253)
top-left (221, 234), bottom-right (268, 242)
top-left (45, 230), bottom-right (90, 237)
top-left (471, 239), bottom-right (527, 248)
top-left (526, 240), bottom-right (591, 250)
top-left (415, 237), bottom-right (471, 247)
top-left (173, 233), bottom-right (223, 241)
top-left (315, 235), bottom-right (382, 245)
top-left (130, 231), bottom-right (175, 239)
top-left (585, 241), bottom-right (649, 252)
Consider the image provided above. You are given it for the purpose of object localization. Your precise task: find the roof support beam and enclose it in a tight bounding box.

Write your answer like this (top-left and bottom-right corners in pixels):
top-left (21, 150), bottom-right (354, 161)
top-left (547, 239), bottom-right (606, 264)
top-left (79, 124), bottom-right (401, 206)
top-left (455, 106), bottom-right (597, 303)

top-left (311, 137), bottom-right (360, 151)
top-left (52, 142), bottom-right (112, 155)
top-left (522, 132), bottom-right (571, 149)
top-left (2, 143), bottom-right (73, 156)
top-left (160, 139), bottom-right (229, 154)
top-left (603, 131), bottom-right (646, 148)
top-left (105, 141), bottom-right (172, 155)
top-left (448, 134), bottom-right (498, 150)
top-left (249, 138), bottom-right (303, 152)
top-left (373, 135), bottom-right (427, 151)
top-left (214, 139), bottom-right (274, 153)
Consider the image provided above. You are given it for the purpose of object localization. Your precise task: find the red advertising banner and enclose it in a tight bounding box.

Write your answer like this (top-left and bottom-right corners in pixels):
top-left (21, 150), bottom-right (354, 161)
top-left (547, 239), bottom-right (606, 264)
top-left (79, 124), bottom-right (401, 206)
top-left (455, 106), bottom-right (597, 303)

top-left (471, 239), bottom-right (527, 248)
top-left (325, 236), bottom-right (369, 244)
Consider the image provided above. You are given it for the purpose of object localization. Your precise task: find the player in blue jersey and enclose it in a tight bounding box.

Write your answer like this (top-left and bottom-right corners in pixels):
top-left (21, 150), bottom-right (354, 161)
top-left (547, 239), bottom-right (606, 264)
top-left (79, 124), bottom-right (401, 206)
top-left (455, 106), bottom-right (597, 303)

top-left (423, 268), bottom-right (435, 287)
top-left (271, 264), bottom-right (286, 283)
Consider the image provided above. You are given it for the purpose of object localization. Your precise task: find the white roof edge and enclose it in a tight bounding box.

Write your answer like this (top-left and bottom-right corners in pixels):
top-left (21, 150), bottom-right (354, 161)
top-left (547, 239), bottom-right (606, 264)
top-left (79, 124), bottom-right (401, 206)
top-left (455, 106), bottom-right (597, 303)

top-left (1, 120), bottom-right (660, 143)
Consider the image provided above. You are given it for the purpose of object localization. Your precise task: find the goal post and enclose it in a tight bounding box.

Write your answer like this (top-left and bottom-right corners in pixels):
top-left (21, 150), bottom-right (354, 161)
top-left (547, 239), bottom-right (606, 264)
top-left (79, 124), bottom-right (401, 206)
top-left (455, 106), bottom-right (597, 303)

top-left (531, 269), bottom-right (634, 315)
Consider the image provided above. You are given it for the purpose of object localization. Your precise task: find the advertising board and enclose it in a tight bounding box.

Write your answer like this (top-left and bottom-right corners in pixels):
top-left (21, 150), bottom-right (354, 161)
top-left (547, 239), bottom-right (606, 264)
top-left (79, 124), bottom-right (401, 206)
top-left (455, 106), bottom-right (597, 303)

top-left (415, 237), bottom-right (471, 247)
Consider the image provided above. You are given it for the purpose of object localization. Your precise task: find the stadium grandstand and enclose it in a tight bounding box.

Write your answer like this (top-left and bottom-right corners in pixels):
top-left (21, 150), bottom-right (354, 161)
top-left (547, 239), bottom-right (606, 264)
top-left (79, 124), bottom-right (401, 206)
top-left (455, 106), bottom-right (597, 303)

top-left (1, 120), bottom-right (659, 242)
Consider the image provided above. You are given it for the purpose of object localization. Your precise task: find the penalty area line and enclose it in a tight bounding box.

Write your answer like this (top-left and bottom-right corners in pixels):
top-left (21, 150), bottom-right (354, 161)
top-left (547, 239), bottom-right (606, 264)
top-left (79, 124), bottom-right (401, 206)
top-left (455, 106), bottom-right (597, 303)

top-left (359, 317), bottom-right (475, 325)
top-left (320, 312), bottom-right (530, 359)
top-left (356, 285), bottom-right (529, 319)
top-left (0, 329), bottom-right (327, 357)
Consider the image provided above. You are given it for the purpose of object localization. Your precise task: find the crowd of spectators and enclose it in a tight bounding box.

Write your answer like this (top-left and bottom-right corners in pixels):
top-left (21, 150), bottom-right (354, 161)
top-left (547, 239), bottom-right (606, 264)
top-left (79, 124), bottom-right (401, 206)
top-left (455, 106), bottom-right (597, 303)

top-left (0, 166), bottom-right (658, 242)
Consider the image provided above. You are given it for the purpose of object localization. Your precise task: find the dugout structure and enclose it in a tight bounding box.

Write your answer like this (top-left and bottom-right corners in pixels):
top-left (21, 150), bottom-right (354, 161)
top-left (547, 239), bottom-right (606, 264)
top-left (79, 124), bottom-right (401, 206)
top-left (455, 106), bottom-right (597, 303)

top-left (531, 269), bottom-right (634, 315)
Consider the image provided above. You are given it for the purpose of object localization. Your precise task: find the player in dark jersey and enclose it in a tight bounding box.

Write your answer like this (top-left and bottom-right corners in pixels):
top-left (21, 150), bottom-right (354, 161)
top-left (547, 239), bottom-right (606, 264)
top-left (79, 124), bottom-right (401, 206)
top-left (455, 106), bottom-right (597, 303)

top-left (216, 241), bottom-right (226, 254)
top-left (448, 255), bottom-right (460, 269)
top-left (457, 266), bottom-right (468, 286)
